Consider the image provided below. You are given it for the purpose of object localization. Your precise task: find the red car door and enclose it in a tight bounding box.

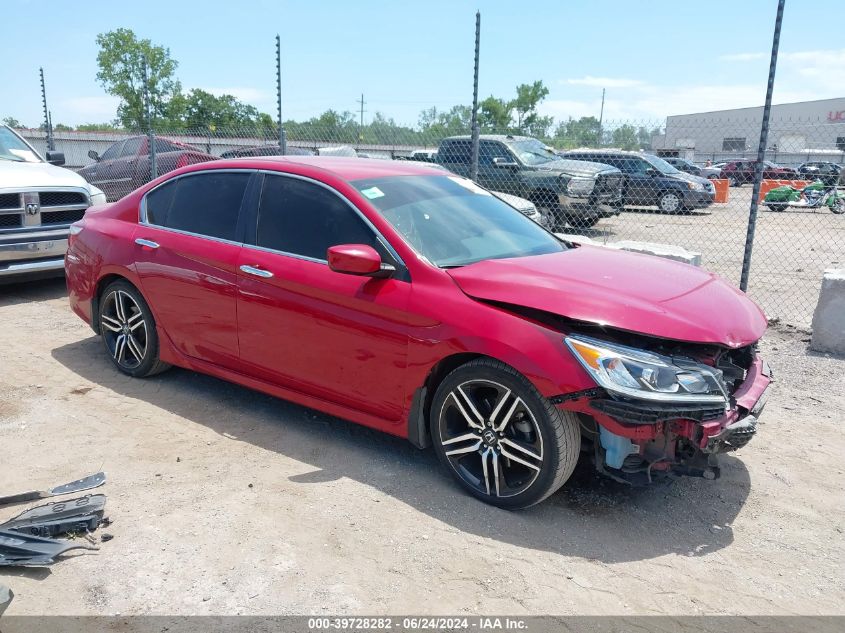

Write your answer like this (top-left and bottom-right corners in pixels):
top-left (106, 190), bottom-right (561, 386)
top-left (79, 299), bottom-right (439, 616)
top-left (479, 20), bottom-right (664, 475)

top-left (236, 173), bottom-right (412, 422)
top-left (133, 170), bottom-right (254, 369)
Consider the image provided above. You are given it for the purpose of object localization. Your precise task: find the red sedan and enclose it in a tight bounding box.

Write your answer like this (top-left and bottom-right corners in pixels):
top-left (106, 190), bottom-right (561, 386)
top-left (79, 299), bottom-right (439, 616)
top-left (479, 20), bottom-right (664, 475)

top-left (65, 157), bottom-right (771, 508)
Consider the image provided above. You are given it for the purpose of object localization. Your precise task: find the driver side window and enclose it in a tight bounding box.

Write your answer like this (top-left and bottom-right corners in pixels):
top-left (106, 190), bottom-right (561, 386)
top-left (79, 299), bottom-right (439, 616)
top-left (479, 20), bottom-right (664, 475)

top-left (256, 175), bottom-right (385, 262)
top-left (479, 142), bottom-right (512, 165)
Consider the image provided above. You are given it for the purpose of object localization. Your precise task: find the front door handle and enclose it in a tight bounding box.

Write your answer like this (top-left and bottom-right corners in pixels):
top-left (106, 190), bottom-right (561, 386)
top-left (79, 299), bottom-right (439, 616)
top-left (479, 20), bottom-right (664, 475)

top-left (135, 238), bottom-right (159, 249)
top-left (240, 264), bottom-right (274, 278)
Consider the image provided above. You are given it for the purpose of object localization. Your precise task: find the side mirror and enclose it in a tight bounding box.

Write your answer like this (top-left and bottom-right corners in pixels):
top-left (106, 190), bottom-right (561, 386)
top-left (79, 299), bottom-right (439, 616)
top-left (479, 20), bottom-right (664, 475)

top-left (492, 157), bottom-right (518, 168)
top-left (646, 168), bottom-right (660, 178)
top-left (87, 149), bottom-right (100, 162)
top-left (328, 244), bottom-right (395, 278)
top-left (46, 151), bottom-right (65, 166)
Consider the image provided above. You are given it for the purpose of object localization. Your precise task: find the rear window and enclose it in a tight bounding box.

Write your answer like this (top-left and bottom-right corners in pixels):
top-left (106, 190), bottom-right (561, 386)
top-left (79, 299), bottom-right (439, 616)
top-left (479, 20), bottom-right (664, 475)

top-left (145, 171), bottom-right (250, 241)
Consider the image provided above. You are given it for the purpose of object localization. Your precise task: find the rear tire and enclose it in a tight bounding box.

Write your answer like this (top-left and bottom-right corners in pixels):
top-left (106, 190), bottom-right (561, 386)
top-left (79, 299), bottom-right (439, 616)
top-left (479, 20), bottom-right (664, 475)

top-left (832, 198), bottom-right (845, 215)
top-left (98, 280), bottom-right (171, 378)
top-left (767, 203), bottom-right (787, 212)
top-left (430, 358), bottom-right (580, 509)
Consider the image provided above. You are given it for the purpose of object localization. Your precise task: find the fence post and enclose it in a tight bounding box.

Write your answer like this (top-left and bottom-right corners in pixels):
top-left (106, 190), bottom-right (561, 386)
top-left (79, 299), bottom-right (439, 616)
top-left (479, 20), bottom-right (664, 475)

top-left (469, 11), bottom-right (481, 182)
top-left (142, 56), bottom-right (157, 180)
top-left (276, 35), bottom-right (287, 155)
top-left (39, 67), bottom-right (55, 151)
top-left (740, 0), bottom-right (785, 293)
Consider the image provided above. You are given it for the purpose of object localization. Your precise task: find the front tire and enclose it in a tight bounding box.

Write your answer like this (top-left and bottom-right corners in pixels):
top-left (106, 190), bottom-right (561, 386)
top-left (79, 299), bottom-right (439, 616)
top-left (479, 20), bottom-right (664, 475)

top-left (832, 198), bottom-right (845, 215)
top-left (430, 358), bottom-right (580, 509)
top-left (658, 191), bottom-right (682, 213)
top-left (767, 203), bottom-right (787, 212)
top-left (98, 280), bottom-right (170, 378)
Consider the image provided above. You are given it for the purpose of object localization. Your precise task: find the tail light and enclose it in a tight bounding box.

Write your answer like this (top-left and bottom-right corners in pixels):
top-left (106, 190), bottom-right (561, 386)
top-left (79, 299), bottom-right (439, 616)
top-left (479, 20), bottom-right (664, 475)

top-left (175, 154), bottom-right (191, 169)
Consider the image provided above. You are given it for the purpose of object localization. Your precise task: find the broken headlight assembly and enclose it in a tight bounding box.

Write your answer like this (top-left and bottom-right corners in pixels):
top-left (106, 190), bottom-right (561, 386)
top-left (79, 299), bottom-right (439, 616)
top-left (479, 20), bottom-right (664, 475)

top-left (564, 335), bottom-right (727, 404)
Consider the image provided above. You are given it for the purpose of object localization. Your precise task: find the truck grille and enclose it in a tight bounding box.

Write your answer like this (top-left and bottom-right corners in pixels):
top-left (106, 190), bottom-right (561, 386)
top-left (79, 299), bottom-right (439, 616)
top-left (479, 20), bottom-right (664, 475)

top-left (41, 209), bottom-right (87, 225)
top-left (595, 173), bottom-right (622, 198)
top-left (0, 214), bottom-right (22, 228)
top-left (0, 190), bottom-right (89, 232)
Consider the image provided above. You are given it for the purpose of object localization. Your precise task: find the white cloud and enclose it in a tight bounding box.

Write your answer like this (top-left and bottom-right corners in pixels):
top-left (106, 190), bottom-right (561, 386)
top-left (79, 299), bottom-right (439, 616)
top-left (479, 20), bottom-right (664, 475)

top-left (565, 76), bottom-right (645, 89)
top-left (781, 48), bottom-right (845, 86)
top-left (718, 52), bottom-right (767, 62)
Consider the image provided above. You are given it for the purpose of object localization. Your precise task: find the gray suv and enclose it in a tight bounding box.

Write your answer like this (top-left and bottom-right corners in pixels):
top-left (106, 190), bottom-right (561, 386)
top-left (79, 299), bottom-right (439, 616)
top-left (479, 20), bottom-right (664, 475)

top-left (437, 135), bottom-right (622, 229)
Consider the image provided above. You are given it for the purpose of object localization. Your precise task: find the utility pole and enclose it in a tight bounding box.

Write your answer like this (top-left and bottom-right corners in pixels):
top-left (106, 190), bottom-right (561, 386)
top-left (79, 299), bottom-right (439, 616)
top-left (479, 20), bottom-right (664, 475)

top-left (470, 11), bottom-right (481, 182)
top-left (276, 34), bottom-right (287, 154)
top-left (39, 67), bottom-right (54, 151)
top-left (597, 88), bottom-right (605, 148)
top-left (357, 93), bottom-right (367, 147)
top-left (740, 0), bottom-right (786, 292)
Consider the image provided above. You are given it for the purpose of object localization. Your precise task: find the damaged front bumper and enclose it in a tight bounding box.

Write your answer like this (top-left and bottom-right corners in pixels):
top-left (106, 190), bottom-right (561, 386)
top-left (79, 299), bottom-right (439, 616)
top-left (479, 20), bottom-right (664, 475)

top-left (559, 354), bottom-right (771, 484)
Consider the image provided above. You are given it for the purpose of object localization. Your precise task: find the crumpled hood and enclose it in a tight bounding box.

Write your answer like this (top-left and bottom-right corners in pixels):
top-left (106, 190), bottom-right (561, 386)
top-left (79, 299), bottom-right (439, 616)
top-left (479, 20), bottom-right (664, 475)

top-left (447, 247), bottom-right (767, 348)
top-left (0, 159), bottom-right (93, 192)
top-left (536, 158), bottom-right (619, 177)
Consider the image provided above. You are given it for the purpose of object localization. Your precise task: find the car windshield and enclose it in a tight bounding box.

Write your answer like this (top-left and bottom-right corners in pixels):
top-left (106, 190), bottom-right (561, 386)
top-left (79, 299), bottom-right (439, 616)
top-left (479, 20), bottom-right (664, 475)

top-left (643, 154), bottom-right (680, 174)
top-left (0, 126), bottom-right (41, 163)
top-left (509, 139), bottom-right (559, 166)
top-left (353, 175), bottom-right (566, 268)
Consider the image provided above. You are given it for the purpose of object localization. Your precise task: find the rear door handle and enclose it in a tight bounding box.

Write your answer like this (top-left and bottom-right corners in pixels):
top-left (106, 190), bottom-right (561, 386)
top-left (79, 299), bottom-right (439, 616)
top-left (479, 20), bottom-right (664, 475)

top-left (135, 238), bottom-right (159, 249)
top-left (240, 264), bottom-right (273, 278)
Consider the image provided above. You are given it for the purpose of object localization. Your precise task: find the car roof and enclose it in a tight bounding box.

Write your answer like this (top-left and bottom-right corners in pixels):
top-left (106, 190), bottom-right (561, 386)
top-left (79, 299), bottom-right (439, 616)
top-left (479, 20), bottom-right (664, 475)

top-left (202, 156), bottom-right (445, 180)
top-left (441, 134), bottom-right (535, 143)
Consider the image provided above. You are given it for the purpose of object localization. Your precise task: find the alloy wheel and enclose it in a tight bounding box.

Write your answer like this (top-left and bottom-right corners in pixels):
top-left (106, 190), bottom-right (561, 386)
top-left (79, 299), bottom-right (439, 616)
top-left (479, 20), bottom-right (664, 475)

top-left (100, 290), bottom-right (148, 370)
top-left (437, 379), bottom-right (544, 498)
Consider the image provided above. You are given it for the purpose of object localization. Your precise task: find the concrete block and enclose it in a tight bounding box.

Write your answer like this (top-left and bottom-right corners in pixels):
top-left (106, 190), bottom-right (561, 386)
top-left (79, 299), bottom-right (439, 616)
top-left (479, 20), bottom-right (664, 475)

top-left (811, 269), bottom-right (845, 355)
top-left (610, 240), bottom-right (702, 267)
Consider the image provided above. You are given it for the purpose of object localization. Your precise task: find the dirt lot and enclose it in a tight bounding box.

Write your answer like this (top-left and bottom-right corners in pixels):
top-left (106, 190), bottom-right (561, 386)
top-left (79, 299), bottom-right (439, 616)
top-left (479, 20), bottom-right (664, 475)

top-left (582, 186), bottom-right (845, 327)
top-left (0, 277), bottom-right (843, 616)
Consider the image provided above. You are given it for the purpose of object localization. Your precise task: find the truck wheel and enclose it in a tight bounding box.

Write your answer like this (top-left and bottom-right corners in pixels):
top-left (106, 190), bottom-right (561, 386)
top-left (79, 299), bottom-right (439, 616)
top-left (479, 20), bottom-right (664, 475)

top-left (570, 216), bottom-right (600, 229)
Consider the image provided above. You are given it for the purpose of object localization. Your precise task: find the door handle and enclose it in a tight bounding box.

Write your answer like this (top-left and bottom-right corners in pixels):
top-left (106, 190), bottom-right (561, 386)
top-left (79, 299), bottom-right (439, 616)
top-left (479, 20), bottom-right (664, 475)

top-left (135, 238), bottom-right (159, 249)
top-left (240, 264), bottom-right (273, 278)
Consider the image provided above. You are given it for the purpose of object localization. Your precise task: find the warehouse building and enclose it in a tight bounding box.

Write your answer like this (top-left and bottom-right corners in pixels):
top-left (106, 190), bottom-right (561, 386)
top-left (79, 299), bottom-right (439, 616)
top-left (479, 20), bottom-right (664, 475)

top-left (652, 97), bottom-right (845, 165)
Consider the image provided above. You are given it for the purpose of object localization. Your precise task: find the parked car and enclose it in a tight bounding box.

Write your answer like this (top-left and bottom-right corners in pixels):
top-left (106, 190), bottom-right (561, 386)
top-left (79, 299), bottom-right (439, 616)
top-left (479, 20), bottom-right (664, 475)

top-left (719, 159), bottom-right (798, 186)
top-left (491, 190), bottom-right (550, 228)
top-left (437, 134), bottom-right (623, 230)
top-left (220, 145), bottom-right (314, 158)
top-left (77, 136), bottom-right (215, 201)
top-left (663, 157), bottom-right (723, 180)
top-left (65, 157), bottom-right (770, 508)
top-left (796, 161), bottom-right (842, 186)
top-left (561, 149), bottom-right (715, 213)
top-left (409, 149), bottom-right (438, 162)
top-left (0, 124), bottom-right (105, 281)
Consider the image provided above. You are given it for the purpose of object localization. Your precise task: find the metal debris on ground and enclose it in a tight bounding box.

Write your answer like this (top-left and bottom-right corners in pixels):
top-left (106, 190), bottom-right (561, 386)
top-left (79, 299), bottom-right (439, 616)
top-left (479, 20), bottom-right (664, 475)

top-left (0, 494), bottom-right (107, 538)
top-left (0, 472), bottom-right (106, 508)
top-left (0, 529), bottom-right (97, 567)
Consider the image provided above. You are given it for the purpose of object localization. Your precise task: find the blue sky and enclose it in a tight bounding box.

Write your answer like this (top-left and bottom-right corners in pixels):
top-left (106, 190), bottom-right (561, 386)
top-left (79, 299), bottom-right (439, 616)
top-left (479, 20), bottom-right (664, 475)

top-left (3, 0), bottom-right (844, 128)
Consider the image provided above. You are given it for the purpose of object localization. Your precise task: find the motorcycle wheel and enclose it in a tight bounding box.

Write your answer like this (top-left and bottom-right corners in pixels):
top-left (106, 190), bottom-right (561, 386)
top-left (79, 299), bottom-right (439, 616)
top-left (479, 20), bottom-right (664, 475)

top-left (832, 198), bottom-right (845, 215)
top-left (766, 203), bottom-right (787, 212)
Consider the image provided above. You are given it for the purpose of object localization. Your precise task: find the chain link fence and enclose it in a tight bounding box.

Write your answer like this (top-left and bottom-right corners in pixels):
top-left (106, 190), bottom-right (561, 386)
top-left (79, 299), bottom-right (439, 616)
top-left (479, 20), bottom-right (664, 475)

top-left (16, 118), bottom-right (845, 326)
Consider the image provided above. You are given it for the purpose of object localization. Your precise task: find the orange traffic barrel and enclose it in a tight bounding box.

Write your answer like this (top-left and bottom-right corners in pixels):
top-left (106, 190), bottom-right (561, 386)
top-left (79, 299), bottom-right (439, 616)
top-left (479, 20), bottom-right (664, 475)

top-left (711, 179), bottom-right (729, 203)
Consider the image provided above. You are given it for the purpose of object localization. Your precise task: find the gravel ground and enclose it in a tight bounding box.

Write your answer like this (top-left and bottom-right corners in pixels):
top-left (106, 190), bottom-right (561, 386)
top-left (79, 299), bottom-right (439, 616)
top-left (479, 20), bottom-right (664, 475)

top-left (578, 186), bottom-right (845, 327)
top-left (0, 278), bottom-right (843, 616)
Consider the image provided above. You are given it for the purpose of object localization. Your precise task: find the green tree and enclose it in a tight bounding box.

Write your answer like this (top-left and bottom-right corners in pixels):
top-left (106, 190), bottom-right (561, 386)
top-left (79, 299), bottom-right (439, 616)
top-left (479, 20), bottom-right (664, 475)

top-left (2, 117), bottom-right (23, 128)
top-left (76, 122), bottom-right (124, 132)
top-left (611, 124), bottom-right (639, 150)
top-left (478, 96), bottom-right (512, 132)
top-left (511, 81), bottom-right (549, 131)
top-left (53, 123), bottom-right (73, 131)
top-left (95, 28), bottom-right (181, 129)
top-left (554, 116), bottom-right (601, 148)
top-left (181, 89), bottom-right (260, 133)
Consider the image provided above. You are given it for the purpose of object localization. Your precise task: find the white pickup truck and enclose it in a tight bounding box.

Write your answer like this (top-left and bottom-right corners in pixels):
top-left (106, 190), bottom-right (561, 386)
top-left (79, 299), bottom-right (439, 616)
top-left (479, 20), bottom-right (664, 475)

top-left (0, 125), bottom-right (105, 280)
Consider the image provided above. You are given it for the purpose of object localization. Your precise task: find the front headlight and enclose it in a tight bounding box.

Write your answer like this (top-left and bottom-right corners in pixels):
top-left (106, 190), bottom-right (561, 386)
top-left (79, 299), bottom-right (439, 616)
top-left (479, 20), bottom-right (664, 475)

top-left (564, 335), bottom-right (727, 404)
top-left (88, 185), bottom-right (107, 206)
top-left (687, 181), bottom-right (703, 191)
top-left (565, 176), bottom-right (595, 196)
